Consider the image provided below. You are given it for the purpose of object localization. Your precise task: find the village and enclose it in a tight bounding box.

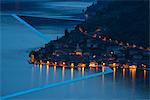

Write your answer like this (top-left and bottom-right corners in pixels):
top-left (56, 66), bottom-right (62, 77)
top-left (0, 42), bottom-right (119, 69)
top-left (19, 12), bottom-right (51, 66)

top-left (29, 26), bottom-right (150, 70)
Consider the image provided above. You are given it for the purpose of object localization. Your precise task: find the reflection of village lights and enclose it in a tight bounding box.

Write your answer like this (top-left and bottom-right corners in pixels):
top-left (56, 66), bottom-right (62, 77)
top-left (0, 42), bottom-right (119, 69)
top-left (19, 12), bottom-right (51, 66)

top-left (54, 66), bottom-right (56, 75)
top-left (46, 64), bottom-right (49, 68)
top-left (113, 68), bottom-right (116, 80)
top-left (144, 70), bottom-right (146, 80)
top-left (62, 67), bottom-right (65, 80)
top-left (102, 67), bottom-right (104, 72)
top-left (46, 65), bottom-right (49, 83)
top-left (40, 64), bottom-right (42, 68)
top-left (123, 68), bottom-right (125, 78)
top-left (71, 68), bottom-right (74, 79)
top-left (78, 67), bottom-right (81, 71)
top-left (40, 64), bottom-right (42, 81)
top-left (40, 60), bottom-right (43, 65)
top-left (82, 67), bottom-right (84, 76)
top-left (130, 68), bottom-right (136, 80)
top-left (96, 67), bottom-right (98, 72)
top-left (34, 64), bottom-right (36, 67)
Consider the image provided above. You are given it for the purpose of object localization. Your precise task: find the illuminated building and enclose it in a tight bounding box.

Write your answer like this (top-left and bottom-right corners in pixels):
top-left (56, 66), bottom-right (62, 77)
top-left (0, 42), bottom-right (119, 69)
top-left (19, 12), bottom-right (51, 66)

top-left (78, 63), bottom-right (86, 68)
top-left (129, 65), bottom-right (137, 69)
top-left (89, 61), bottom-right (98, 67)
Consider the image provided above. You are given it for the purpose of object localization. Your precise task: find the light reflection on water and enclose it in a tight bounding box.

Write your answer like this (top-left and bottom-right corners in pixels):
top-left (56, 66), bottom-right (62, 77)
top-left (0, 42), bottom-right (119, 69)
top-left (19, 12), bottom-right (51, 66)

top-left (46, 65), bottom-right (49, 84)
top-left (28, 65), bottom-right (150, 99)
top-left (122, 68), bottom-right (125, 79)
top-left (31, 65), bottom-right (149, 95)
top-left (71, 67), bottom-right (74, 80)
top-left (144, 69), bottom-right (146, 80)
top-left (54, 66), bottom-right (56, 76)
top-left (39, 64), bottom-right (43, 85)
top-left (129, 68), bottom-right (136, 81)
top-left (82, 67), bottom-right (84, 77)
top-left (32, 65), bottom-right (103, 86)
top-left (62, 67), bottom-right (65, 81)
top-left (113, 67), bottom-right (116, 81)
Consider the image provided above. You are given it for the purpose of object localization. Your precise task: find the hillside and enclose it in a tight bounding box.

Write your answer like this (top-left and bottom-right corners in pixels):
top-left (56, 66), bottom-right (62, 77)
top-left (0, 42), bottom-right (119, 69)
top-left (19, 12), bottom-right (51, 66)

top-left (80, 0), bottom-right (149, 47)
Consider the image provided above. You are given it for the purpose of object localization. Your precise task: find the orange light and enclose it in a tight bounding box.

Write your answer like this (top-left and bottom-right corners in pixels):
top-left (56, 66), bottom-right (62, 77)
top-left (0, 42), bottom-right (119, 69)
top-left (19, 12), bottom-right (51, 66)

top-left (102, 63), bottom-right (105, 66)
top-left (122, 64), bottom-right (129, 69)
top-left (75, 52), bottom-right (82, 56)
top-left (46, 61), bottom-right (50, 65)
top-left (129, 65), bottom-right (137, 69)
top-left (123, 68), bottom-right (125, 78)
top-left (130, 68), bottom-right (136, 80)
top-left (63, 62), bottom-right (65, 65)
top-left (82, 67), bottom-right (84, 76)
top-left (144, 70), bottom-right (146, 80)
top-left (54, 62), bottom-right (57, 66)
top-left (70, 63), bottom-right (74, 68)
top-left (89, 61), bottom-right (98, 67)
top-left (110, 63), bottom-right (117, 68)
top-left (78, 63), bottom-right (86, 68)
top-left (31, 54), bottom-right (34, 63)
top-left (113, 68), bottom-right (116, 80)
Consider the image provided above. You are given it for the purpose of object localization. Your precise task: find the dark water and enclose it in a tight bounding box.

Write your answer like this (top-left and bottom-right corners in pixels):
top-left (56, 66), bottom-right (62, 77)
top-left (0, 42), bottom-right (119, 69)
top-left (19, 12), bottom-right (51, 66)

top-left (14, 68), bottom-right (150, 100)
top-left (1, 0), bottom-right (149, 100)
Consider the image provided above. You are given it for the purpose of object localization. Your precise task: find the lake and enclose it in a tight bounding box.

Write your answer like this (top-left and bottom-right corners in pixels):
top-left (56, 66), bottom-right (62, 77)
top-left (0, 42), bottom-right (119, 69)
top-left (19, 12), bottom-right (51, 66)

top-left (1, 0), bottom-right (149, 100)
